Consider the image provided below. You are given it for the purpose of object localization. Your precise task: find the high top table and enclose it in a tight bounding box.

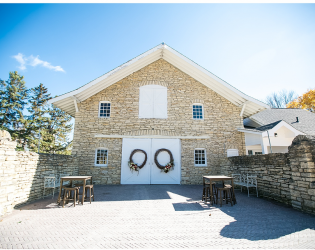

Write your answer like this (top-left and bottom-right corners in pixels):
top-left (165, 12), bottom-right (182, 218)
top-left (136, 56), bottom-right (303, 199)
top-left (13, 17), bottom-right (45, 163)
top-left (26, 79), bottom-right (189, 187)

top-left (57, 176), bottom-right (92, 205)
top-left (203, 175), bottom-right (236, 205)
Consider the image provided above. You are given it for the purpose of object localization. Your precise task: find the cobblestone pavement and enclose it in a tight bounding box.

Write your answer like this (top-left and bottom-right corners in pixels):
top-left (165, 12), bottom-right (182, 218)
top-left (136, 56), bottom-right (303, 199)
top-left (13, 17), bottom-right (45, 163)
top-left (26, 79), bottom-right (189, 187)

top-left (1, 185), bottom-right (315, 249)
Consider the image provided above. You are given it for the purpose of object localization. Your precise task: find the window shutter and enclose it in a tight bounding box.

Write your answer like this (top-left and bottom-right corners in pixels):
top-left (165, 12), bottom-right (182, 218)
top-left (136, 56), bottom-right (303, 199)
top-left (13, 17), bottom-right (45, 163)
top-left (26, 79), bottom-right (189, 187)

top-left (153, 88), bottom-right (167, 118)
top-left (139, 88), bottom-right (154, 118)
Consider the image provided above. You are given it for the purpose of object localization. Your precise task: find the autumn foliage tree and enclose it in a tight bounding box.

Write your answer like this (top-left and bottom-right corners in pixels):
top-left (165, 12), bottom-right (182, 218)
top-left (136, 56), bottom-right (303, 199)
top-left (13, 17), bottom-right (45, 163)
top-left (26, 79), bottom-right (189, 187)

top-left (286, 89), bottom-right (315, 113)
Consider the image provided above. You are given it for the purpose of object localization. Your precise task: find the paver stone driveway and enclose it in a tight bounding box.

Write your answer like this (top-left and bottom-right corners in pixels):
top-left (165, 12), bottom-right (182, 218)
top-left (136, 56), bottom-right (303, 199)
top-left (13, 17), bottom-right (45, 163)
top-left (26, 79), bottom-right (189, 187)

top-left (1, 185), bottom-right (315, 249)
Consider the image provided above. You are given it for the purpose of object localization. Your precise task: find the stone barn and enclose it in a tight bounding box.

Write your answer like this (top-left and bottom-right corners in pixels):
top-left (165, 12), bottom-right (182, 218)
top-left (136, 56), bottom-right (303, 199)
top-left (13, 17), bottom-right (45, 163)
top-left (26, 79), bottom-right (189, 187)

top-left (50, 43), bottom-right (269, 185)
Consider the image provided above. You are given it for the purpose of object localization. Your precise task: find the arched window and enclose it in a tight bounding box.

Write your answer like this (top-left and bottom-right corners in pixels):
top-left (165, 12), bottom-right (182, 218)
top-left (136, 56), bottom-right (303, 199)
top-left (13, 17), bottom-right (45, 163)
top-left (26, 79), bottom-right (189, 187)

top-left (139, 85), bottom-right (167, 118)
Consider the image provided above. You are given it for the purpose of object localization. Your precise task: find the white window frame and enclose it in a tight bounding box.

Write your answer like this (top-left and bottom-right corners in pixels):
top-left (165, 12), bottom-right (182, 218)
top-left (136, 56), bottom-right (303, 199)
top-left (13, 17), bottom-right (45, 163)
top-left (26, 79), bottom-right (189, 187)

top-left (192, 103), bottom-right (204, 120)
top-left (95, 148), bottom-right (108, 167)
top-left (194, 148), bottom-right (207, 167)
top-left (98, 101), bottom-right (111, 118)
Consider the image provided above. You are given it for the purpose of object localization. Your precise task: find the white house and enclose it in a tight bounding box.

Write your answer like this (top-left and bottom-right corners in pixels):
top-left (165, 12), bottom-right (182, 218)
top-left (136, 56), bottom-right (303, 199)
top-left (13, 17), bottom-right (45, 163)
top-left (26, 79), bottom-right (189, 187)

top-left (239, 109), bottom-right (315, 155)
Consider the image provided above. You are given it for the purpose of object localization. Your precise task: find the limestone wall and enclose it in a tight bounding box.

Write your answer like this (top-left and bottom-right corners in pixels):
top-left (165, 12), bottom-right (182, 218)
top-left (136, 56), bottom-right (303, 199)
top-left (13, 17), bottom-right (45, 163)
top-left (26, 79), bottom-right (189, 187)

top-left (73, 59), bottom-right (245, 184)
top-left (0, 134), bottom-right (78, 217)
top-left (221, 135), bottom-right (315, 215)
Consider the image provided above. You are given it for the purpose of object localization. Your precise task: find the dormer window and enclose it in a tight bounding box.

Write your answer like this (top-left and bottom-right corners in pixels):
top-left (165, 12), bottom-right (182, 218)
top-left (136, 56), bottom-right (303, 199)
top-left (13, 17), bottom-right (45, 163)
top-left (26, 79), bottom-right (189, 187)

top-left (139, 85), bottom-right (167, 119)
top-left (99, 101), bottom-right (111, 118)
top-left (193, 104), bottom-right (203, 120)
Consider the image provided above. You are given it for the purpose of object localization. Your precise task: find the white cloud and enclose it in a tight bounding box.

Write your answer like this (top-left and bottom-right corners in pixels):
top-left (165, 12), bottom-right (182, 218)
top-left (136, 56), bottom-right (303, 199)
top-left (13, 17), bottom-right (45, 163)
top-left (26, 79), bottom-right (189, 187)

top-left (12, 53), bottom-right (65, 72)
top-left (13, 53), bottom-right (26, 70)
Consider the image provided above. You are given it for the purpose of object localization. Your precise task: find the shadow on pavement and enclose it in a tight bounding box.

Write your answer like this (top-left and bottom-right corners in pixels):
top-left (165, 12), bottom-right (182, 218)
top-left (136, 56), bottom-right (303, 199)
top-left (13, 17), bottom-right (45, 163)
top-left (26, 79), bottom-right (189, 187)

top-left (219, 190), bottom-right (315, 240)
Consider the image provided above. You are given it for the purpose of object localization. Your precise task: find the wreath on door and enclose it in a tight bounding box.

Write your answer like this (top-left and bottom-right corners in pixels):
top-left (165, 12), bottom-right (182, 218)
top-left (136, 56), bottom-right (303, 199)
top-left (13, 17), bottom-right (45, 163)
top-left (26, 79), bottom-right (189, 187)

top-left (128, 149), bottom-right (147, 173)
top-left (154, 148), bottom-right (175, 173)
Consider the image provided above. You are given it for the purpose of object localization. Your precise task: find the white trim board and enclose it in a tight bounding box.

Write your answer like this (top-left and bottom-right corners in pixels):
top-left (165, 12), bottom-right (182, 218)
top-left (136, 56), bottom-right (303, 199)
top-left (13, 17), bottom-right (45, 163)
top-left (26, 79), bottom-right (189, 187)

top-left (49, 43), bottom-right (269, 117)
top-left (94, 134), bottom-right (210, 139)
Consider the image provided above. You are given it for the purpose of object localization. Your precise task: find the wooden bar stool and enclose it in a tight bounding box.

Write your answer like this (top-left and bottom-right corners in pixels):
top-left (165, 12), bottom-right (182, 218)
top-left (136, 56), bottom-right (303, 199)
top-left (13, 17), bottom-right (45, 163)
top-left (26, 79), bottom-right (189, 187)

top-left (202, 183), bottom-right (216, 204)
top-left (75, 184), bottom-right (95, 204)
top-left (216, 186), bottom-right (233, 207)
top-left (85, 184), bottom-right (94, 204)
top-left (224, 184), bottom-right (236, 205)
top-left (62, 187), bottom-right (80, 208)
top-left (58, 185), bottom-right (70, 204)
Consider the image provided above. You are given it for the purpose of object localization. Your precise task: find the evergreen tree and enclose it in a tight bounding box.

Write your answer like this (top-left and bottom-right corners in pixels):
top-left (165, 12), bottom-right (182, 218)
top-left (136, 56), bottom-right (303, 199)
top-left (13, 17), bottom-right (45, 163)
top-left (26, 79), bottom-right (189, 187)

top-left (39, 104), bottom-right (73, 154)
top-left (0, 71), bottom-right (29, 149)
top-left (27, 83), bottom-right (52, 152)
top-left (0, 72), bottom-right (73, 154)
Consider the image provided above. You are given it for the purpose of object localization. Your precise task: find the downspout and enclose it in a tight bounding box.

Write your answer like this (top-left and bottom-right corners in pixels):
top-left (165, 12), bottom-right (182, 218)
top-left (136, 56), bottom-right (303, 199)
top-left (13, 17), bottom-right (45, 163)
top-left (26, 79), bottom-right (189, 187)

top-left (239, 102), bottom-right (247, 119)
top-left (239, 102), bottom-right (247, 154)
top-left (266, 130), bottom-right (272, 154)
top-left (72, 96), bottom-right (80, 113)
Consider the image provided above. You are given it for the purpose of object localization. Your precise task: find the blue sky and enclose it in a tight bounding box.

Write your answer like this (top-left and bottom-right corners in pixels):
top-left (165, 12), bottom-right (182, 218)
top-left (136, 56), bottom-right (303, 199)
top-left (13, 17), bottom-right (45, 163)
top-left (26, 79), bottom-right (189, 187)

top-left (1, 3), bottom-right (315, 104)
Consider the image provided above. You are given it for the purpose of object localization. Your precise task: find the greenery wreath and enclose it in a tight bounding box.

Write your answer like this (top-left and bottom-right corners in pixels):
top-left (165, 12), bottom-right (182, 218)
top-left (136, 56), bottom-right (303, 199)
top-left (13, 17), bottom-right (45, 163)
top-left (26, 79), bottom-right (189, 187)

top-left (128, 149), bottom-right (147, 173)
top-left (154, 148), bottom-right (175, 173)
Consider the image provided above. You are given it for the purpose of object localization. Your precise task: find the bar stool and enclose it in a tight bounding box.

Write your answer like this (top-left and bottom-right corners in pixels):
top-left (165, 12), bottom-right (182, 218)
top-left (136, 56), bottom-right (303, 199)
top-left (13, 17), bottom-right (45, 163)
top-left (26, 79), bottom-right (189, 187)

top-left (216, 186), bottom-right (233, 207)
top-left (62, 187), bottom-right (80, 208)
top-left (202, 183), bottom-right (216, 204)
top-left (75, 184), bottom-right (95, 204)
top-left (85, 184), bottom-right (94, 204)
top-left (58, 185), bottom-right (69, 204)
top-left (224, 184), bottom-right (236, 205)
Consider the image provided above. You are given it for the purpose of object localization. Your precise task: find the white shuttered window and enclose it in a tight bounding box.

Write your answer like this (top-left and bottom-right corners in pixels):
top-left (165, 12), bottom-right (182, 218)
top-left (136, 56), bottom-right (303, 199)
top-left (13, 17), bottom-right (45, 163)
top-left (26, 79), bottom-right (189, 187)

top-left (139, 85), bottom-right (167, 118)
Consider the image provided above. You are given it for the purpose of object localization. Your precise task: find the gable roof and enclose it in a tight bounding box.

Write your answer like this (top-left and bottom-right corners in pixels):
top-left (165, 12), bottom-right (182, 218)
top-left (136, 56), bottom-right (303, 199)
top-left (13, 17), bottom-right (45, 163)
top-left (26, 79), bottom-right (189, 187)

top-left (255, 120), bottom-right (282, 132)
top-left (244, 108), bottom-right (315, 135)
top-left (49, 43), bottom-right (270, 117)
top-left (238, 120), bottom-right (305, 137)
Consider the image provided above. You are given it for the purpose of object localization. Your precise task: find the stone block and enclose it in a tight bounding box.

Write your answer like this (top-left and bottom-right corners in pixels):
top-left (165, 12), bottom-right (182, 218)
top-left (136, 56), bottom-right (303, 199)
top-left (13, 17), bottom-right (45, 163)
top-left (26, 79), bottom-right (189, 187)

top-left (303, 200), bottom-right (315, 209)
top-left (303, 161), bottom-right (315, 168)
top-left (291, 200), bottom-right (301, 207)
top-left (301, 173), bottom-right (315, 178)
top-left (5, 156), bottom-right (16, 161)
top-left (308, 189), bottom-right (315, 196)
top-left (290, 190), bottom-right (301, 197)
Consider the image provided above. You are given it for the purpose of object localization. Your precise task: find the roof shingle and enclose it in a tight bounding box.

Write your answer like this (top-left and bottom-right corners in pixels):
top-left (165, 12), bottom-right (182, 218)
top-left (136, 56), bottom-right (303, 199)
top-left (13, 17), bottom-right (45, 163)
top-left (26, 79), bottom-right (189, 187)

top-left (244, 109), bottom-right (315, 135)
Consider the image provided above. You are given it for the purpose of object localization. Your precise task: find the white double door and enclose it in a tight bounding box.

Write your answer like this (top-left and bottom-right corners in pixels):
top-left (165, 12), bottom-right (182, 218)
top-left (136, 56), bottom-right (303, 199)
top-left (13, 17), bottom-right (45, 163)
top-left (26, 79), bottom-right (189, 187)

top-left (121, 138), bottom-right (181, 184)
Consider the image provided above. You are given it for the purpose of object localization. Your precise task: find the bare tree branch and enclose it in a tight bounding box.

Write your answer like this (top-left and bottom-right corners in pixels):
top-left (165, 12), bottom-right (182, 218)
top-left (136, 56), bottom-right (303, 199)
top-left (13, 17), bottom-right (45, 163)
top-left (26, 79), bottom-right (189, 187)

top-left (265, 89), bottom-right (298, 108)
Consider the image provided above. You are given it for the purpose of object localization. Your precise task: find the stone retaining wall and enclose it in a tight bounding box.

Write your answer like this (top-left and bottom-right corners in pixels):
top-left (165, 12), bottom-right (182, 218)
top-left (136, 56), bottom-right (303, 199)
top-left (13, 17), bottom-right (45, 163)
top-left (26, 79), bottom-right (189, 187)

top-left (0, 135), bottom-right (78, 217)
top-left (221, 135), bottom-right (315, 215)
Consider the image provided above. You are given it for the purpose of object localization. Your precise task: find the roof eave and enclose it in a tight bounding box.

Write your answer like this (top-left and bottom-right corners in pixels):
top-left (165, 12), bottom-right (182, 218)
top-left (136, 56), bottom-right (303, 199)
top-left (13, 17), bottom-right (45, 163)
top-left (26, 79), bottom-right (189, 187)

top-left (50, 43), bottom-right (270, 117)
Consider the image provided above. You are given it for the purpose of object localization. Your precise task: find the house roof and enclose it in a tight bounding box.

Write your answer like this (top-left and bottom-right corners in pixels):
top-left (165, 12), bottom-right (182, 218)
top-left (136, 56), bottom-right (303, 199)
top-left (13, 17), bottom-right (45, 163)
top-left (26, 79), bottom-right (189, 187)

top-left (239, 120), bottom-right (305, 136)
top-left (244, 108), bottom-right (315, 135)
top-left (255, 120), bottom-right (282, 132)
top-left (49, 43), bottom-right (270, 117)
